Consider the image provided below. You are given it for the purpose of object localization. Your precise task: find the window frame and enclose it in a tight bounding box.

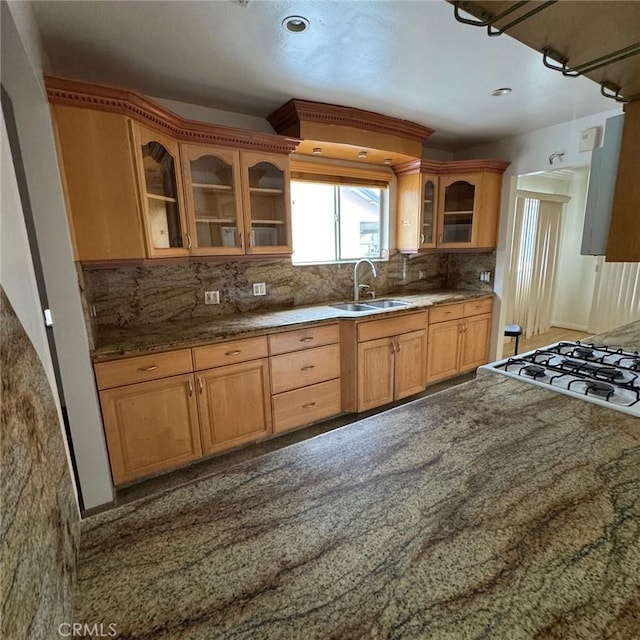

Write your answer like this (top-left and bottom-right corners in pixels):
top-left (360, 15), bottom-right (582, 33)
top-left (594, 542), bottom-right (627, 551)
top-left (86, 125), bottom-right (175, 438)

top-left (289, 161), bottom-right (392, 266)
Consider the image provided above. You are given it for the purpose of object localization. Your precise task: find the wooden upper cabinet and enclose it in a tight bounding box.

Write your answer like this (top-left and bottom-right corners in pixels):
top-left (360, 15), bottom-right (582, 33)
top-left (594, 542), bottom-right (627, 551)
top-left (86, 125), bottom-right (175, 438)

top-left (606, 100), bottom-right (640, 262)
top-left (241, 152), bottom-right (292, 255)
top-left (51, 105), bottom-right (147, 261)
top-left (131, 123), bottom-right (189, 258)
top-left (395, 160), bottom-right (508, 253)
top-left (181, 144), bottom-right (245, 256)
top-left (45, 75), bottom-right (299, 263)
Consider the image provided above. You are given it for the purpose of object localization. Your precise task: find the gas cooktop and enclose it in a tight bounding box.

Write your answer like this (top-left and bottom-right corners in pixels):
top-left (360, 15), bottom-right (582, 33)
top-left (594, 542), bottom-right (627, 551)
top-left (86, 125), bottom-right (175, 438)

top-left (480, 341), bottom-right (640, 417)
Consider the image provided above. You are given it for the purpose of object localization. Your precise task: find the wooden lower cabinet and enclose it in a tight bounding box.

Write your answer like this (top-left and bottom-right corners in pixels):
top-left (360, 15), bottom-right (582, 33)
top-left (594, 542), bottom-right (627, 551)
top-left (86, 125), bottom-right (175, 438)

top-left (427, 300), bottom-right (493, 384)
top-left (349, 312), bottom-right (428, 413)
top-left (100, 373), bottom-right (202, 485)
top-left (357, 337), bottom-right (395, 411)
top-left (358, 329), bottom-right (428, 411)
top-left (460, 313), bottom-right (492, 371)
top-left (272, 379), bottom-right (341, 434)
top-left (427, 320), bottom-right (462, 383)
top-left (197, 359), bottom-right (272, 455)
top-left (395, 330), bottom-right (428, 399)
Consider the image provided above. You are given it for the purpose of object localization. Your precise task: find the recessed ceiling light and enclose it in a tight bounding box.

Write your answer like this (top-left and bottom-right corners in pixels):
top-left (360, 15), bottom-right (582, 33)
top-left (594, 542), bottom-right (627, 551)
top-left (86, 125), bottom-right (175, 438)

top-left (312, 147), bottom-right (322, 156)
top-left (383, 158), bottom-right (393, 166)
top-left (358, 150), bottom-right (368, 159)
top-left (491, 87), bottom-right (512, 97)
top-left (282, 16), bottom-right (310, 33)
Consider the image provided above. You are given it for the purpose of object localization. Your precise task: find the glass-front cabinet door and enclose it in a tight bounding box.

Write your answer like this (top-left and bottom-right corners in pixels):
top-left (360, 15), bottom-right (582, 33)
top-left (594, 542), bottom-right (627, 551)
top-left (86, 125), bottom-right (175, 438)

top-left (132, 124), bottom-right (189, 257)
top-left (181, 144), bottom-right (245, 255)
top-left (419, 174), bottom-right (438, 249)
top-left (438, 174), bottom-right (478, 247)
top-left (240, 152), bottom-right (292, 255)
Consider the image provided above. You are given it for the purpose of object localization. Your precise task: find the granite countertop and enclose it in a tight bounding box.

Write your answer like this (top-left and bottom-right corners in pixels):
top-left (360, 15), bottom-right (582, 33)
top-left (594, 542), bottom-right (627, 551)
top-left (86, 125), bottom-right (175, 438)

top-left (91, 289), bottom-right (492, 361)
top-left (76, 320), bottom-right (640, 638)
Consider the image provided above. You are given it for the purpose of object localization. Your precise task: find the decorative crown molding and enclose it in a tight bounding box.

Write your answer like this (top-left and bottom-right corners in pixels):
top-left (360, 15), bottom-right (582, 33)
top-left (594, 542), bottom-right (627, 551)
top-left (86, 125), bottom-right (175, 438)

top-left (45, 75), bottom-right (300, 155)
top-left (393, 158), bottom-right (510, 176)
top-left (268, 99), bottom-right (435, 144)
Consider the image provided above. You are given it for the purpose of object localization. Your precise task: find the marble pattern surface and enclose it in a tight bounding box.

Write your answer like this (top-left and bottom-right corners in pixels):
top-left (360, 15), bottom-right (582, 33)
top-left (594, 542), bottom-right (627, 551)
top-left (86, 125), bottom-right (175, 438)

top-left (83, 253), bottom-right (451, 328)
top-left (91, 289), bottom-right (492, 360)
top-left (1, 289), bottom-right (80, 638)
top-left (74, 320), bottom-right (640, 639)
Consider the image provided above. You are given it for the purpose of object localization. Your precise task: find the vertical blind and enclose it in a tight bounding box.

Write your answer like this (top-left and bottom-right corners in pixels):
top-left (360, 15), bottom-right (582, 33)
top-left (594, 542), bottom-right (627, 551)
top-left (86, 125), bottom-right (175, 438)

top-left (506, 193), bottom-right (568, 338)
top-left (588, 259), bottom-right (640, 334)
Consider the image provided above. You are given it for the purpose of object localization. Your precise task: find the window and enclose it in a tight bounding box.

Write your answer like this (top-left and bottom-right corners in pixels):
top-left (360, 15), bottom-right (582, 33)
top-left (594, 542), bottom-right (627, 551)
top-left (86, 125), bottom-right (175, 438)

top-left (291, 180), bottom-right (387, 264)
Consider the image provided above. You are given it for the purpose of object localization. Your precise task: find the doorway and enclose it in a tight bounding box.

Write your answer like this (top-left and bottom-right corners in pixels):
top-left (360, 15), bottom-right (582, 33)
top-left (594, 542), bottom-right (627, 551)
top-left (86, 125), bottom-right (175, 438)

top-left (503, 167), bottom-right (595, 353)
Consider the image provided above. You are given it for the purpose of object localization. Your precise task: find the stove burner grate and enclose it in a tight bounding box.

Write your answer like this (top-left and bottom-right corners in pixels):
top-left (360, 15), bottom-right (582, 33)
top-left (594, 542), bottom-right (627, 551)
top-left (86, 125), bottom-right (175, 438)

top-left (521, 364), bottom-right (546, 378)
top-left (585, 381), bottom-right (615, 399)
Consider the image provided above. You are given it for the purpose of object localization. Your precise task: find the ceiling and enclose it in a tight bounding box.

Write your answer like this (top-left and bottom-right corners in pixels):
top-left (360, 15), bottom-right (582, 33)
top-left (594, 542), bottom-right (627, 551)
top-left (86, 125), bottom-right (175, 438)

top-left (30, 0), bottom-right (618, 152)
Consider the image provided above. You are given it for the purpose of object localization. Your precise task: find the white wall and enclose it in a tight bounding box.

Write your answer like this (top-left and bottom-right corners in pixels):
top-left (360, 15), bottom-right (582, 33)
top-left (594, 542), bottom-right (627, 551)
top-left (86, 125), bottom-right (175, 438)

top-left (151, 96), bottom-right (275, 132)
top-left (456, 107), bottom-right (622, 359)
top-left (2, 1), bottom-right (113, 509)
top-left (550, 168), bottom-right (596, 330)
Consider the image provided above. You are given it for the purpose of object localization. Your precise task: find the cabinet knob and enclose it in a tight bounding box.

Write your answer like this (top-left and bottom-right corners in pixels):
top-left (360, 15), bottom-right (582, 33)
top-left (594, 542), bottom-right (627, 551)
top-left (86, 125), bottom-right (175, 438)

top-left (300, 336), bottom-right (314, 343)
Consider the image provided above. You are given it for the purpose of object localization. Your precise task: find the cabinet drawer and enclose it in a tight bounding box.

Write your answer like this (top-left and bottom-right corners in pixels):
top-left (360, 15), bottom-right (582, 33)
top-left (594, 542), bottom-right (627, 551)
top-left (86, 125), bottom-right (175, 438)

top-left (94, 349), bottom-right (193, 390)
top-left (193, 336), bottom-right (268, 370)
top-left (270, 343), bottom-right (340, 394)
top-left (269, 323), bottom-right (339, 355)
top-left (463, 297), bottom-right (493, 317)
top-left (429, 303), bottom-right (464, 324)
top-left (357, 311), bottom-right (427, 342)
top-left (272, 379), bottom-right (341, 434)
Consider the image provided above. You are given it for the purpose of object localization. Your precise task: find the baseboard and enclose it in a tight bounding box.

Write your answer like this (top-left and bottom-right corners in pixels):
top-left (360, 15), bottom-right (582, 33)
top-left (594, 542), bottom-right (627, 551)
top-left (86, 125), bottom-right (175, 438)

top-left (551, 322), bottom-right (589, 332)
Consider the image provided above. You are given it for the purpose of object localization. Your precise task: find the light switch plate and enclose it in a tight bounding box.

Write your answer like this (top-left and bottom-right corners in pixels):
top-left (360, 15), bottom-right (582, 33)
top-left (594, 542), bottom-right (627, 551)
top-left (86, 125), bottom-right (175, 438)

top-left (253, 283), bottom-right (266, 296)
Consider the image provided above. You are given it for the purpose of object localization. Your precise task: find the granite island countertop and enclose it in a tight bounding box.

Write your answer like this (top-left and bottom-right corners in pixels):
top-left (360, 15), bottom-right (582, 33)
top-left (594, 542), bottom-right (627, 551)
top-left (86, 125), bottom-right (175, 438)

top-left (91, 289), bottom-right (492, 361)
top-left (75, 320), bottom-right (640, 638)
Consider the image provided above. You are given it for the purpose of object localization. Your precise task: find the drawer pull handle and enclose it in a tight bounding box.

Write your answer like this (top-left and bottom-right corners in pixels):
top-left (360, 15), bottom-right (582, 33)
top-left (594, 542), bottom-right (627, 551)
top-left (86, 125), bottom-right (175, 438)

top-left (444, 311), bottom-right (452, 315)
top-left (301, 365), bottom-right (315, 371)
top-left (395, 339), bottom-right (401, 352)
top-left (198, 377), bottom-right (203, 394)
top-left (188, 379), bottom-right (194, 396)
top-left (226, 350), bottom-right (242, 356)
top-left (139, 365), bottom-right (158, 372)
top-left (300, 337), bottom-right (314, 342)
top-left (302, 402), bottom-right (316, 409)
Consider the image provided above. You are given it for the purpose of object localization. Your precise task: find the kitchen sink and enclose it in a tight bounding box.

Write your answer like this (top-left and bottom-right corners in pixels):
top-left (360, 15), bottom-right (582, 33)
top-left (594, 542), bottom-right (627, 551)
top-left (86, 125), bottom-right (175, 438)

top-left (365, 299), bottom-right (410, 309)
top-left (330, 302), bottom-right (376, 312)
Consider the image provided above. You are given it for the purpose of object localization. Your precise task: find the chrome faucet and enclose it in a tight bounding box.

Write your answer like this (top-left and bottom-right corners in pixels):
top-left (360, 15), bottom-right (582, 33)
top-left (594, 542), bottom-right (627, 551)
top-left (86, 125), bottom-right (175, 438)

top-left (353, 258), bottom-right (378, 301)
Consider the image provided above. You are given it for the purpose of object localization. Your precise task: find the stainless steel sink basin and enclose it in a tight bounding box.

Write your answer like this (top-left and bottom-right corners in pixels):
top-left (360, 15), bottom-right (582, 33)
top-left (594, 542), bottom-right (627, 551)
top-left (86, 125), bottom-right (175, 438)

top-left (330, 302), bottom-right (376, 312)
top-left (365, 299), bottom-right (410, 308)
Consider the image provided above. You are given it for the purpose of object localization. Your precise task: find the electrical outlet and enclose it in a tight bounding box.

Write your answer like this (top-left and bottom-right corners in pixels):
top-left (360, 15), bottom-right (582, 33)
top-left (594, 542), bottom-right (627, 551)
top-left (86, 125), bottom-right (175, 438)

top-left (479, 271), bottom-right (491, 284)
top-left (253, 283), bottom-right (266, 296)
top-left (204, 290), bottom-right (220, 305)
top-left (418, 270), bottom-right (427, 279)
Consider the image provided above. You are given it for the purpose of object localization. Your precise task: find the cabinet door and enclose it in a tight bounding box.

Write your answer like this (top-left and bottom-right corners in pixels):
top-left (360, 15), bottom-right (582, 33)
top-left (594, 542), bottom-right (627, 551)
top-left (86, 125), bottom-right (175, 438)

top-left (100, 374), bottom-right (201, 484)
top-left (52, 106), bottom-right (147, 261)
top-left (427, 320), bottom-right (461, 384)
top-left (420, 174), bottom-right (438, 249)
top-left (437, 173), bottom-right (479, 248)
top-left (460, 313), bottom-right (492, 372)
top-left (357, 337), bottom-right (395, 411)
top-left (394, 330), bottom-right (427, 400)
top-left (240, 152), bottom-right (292, 255)
top-left (197, 359), bottom-right (271, 455)
top-left (181, 144), bottom-right (245, 256)
top-left (132, 123), bottom-right (189, 257)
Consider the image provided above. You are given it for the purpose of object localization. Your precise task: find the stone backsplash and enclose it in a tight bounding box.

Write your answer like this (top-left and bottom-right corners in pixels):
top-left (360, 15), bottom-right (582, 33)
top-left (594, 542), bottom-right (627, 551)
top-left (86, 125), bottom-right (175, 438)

top-left (82, 252), bottom-right (495, 329)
